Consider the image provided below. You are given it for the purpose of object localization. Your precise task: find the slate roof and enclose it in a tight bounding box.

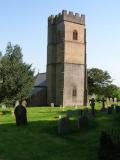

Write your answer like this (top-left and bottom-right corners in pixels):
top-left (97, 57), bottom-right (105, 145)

top-left (34, 73), bottom-right (47, 87)
top-left (29, 73), bottom-right (47, 96)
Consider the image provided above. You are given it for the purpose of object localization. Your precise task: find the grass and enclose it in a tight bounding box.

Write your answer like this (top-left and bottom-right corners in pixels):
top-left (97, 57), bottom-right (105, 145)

top-left (0, 106), bottom-right (119, 160)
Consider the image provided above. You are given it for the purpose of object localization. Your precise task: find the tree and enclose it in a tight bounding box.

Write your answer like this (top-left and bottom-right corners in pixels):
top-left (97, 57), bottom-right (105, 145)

top-left (0, 42), bottom-right (34, 105)
top-left (88, 68), bottom-right (112, 96)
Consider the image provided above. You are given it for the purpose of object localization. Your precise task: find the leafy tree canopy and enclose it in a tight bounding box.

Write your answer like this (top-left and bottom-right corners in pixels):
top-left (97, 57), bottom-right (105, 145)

top-left (0, 42), bottom-right (34, 105)
top-left (88, 68), bottom-right (112, 96)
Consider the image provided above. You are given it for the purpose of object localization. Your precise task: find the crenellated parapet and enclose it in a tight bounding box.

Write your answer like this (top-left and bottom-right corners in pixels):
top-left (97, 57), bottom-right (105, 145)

top-left (48, 10), bottom-right (85, 25)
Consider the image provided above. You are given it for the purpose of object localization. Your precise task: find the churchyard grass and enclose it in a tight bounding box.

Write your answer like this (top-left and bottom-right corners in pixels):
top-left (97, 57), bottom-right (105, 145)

top-left (0, 105), bottom-right (120, 160)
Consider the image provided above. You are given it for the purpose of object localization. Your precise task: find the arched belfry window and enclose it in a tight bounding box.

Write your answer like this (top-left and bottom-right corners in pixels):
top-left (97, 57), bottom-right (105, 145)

top-left (73, 30), bottom-right (78, 40)
top-left (72, 87), bottom-right (77, 97)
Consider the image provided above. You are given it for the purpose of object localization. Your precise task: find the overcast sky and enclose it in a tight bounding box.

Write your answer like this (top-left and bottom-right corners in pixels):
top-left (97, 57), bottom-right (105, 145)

top-left (0, 0), bottom-right (120, 86)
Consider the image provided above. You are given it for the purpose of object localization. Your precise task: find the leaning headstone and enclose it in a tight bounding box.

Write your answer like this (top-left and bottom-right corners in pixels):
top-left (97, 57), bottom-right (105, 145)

top-left (78, 116), bottom-right (88, 129)
top-left (58, 117), bottom-right (69, 135)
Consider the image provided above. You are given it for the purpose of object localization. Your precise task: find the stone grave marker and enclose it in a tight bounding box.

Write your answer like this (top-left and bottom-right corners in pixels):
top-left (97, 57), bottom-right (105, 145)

top-left (106, 98), bottom-right (110, 107)
top-left (76, 109), bottom-right (83, 117)
top-left (78, 116), bottom-right (88, 129)
top-left (51, 103), bottom-right (54, 107)
top-left (110, 98), bottom-right (113, 106)
top-left (66, 110), bottom-right (73, 118)
top-left (114, 97), bottom-right (117, 104)
top-left (2, 104), bottom-right (6, 110)
top-left (107, 106), bottom-right (113, 114)
top-left (115, 105), bottom-right (120, 113)
top-left (58, 116), bottom-right (69, 135)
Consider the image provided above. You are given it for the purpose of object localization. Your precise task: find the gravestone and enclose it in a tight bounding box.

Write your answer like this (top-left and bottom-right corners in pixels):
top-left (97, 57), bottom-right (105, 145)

top-left (14, 102), bottom-right (27, 126)
top-left (76, 109), bottom-right (83, 117)
top-left (66, 110), bottom-right (73, 118)
top-left (107, 107), bottom-right (113, 114)
top-left (78, 116), bottom-right (88, 129)
top-left (51, 103), bottom-right (54, 107)
top-left (83, 108), bottom-right (88, 116)
top-left (110, 97), bottom-right (113, 106)
top-left (106, 97), bottom-right (110, 107)
top-left (114, 97), bottom-right (117, 104)
top-left (89, 98), bottom-right (95, 115)
top-left (115, 105), bottom-right (120, 113)
top-left (101, 97), bottom-right (106, 109)
top-left (2, 104), bottom-right (6, 110)
top-left (58, 117), bottom-right (69, 135)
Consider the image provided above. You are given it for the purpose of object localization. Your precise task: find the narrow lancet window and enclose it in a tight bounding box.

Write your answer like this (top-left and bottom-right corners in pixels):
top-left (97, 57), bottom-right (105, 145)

top-left (73, 87), bottom-right (77, 97)
top-left (73, 30), bottom-right (78, 40)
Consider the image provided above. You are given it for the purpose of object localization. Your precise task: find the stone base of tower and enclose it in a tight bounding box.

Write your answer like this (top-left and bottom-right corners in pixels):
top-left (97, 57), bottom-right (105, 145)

top-left (62, 63), bottom-right (86, 107)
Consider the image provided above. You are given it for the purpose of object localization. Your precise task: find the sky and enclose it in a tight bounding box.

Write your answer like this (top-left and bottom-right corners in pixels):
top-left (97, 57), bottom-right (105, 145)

top-left (0, 0), bottom-right (120, 86)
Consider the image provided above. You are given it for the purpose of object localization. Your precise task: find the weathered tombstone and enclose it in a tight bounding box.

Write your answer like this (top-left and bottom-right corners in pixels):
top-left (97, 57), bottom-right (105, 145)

top-left (101, 97), bottom-right (106, 109)
top-left (76, 109), bottom-right (83, 117)
top-left (14, 102), bottom-right (27, 126)
top-left (78, 116), bottom-right (88, 129)
top-left (89, 98), bottom-right (95, 115)
top-left (83, 108), bottom-right (89, 116)
top-left (115, 105), bottom-right (120, 113)
top-left (114, 97), bottom-right (117, 106)
top-left (106, 97), bottom-right (110, 106)
top-left (110, 97), bottom-right (113, 106)
top-left (2, 104), bottom-right (6, 110)
top-left (66, 110), bottom-right (73, 118)
top-left (58, 117), bottom-right (69, 135)
top-left (107, 106), bottom-right (113, 114)
top-left (51, 103), bottom-right (54, 107)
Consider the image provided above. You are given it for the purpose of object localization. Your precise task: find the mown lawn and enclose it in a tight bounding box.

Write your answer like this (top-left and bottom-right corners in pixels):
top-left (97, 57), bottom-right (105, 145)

top-left (0, 106), bottom-right (120, 160)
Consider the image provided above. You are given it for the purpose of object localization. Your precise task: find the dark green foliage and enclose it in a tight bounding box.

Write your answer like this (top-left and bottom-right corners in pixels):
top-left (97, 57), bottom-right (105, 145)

top-left (88, 68), bottom-right (120, 98)
top-left (0, 42), bottom-right (34, 105)
top-left (88, 68), bottom-right (112, 96)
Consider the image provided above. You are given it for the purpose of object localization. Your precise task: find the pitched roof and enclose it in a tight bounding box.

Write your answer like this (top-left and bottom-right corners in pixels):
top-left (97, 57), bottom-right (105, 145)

top-left (29, 73), bottom-right (47, 96)
top-left (34, 73), bottom-right (47, 87)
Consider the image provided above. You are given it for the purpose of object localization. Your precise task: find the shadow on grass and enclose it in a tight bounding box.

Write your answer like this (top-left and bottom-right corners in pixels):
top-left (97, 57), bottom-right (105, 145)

top-left (0, 112), bottom-right (119, 160)
top-left (0, 119), bottom-right (99, 160)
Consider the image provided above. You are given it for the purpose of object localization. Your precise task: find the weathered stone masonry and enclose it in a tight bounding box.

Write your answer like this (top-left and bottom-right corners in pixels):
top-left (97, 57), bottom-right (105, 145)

top-left (47, 10), bottom-right (87, 106)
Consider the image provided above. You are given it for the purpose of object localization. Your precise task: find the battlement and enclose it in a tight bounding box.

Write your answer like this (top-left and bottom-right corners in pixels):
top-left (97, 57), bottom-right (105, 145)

top-left (48, 10), bottom-right (85, 25)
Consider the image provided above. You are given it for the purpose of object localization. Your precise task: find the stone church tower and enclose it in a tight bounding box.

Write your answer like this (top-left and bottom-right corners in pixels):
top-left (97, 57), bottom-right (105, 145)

top-left (47, 10), bottom-right (87, 106)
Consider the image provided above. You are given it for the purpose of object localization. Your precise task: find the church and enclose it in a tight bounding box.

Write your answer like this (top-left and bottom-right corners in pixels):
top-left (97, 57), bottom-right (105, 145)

top-left (29, 10), bottom-right (87, 107)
